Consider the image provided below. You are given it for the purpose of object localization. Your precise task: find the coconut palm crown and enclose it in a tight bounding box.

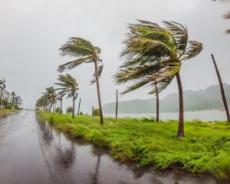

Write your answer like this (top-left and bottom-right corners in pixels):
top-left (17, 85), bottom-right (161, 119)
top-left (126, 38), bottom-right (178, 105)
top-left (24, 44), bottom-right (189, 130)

top-left (55, 74), bottom-right (79, 118)
top-left (115, 20), bottom-right (203, 137)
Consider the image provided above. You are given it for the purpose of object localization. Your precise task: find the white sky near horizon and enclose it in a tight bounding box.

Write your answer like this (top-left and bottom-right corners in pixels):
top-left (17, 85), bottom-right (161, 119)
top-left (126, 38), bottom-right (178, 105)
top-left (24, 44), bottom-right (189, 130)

top-left (0, 0), bottom-right (230, 112)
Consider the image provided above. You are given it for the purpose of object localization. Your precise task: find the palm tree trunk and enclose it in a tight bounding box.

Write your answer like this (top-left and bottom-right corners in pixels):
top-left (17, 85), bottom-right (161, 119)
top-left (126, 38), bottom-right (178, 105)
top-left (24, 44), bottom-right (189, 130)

top-left (92, 106), bottom-right (94, 116)
top-left (115, 89), bottom-right (118, 119)
top-left (176, 73), bottom-right (184, 138)
top-left (155, 83), bottom-right (159, 122)
top-left (211, 54), bottom-right (230, 122)
top-left (94, 61), bottom-right (104, 125)
top-left (77, 98), bottom-right (81, 115)
top-left (72, 96), bottom-right (76, 119)
top-left (0, 89), bottom-right (2, 109)
top-left (60, 97), bottom-right (63, 114)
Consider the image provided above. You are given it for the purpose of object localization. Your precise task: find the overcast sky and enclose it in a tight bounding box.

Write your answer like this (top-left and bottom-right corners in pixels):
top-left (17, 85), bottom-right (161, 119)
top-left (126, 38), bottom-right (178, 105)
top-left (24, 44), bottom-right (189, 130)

top-left (0, 0), bottom-right (229, 112)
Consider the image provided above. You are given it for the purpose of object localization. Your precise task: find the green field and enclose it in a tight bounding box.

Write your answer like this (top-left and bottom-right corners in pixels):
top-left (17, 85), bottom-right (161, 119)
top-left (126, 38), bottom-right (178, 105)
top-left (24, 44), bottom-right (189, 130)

top-left (0, 109), bottom-right (14, 117)
top-left (37, 112), bottom-right (230, 180)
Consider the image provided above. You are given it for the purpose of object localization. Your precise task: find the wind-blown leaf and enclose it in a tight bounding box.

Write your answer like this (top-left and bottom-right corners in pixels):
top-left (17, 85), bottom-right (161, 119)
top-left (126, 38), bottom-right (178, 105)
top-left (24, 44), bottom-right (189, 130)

top-left (181, 41), bottom-right (203, 61)
top-left (58, 56), bottom-right (92, 72)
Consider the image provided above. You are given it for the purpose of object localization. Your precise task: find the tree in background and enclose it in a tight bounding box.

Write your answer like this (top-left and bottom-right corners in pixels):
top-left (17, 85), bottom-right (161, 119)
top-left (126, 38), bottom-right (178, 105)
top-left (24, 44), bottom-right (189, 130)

top-left (55, 74), bottom-right (79, 118)
top-left (56, 91), bottom-right (65, 113)
top-left (44, 87), bottom-right (57, 112)
top-left (115, 20), bottom-right (203, 138)
top-left (58, 37), bottom-right (104, 124)
top-left (211, 54), bottom-right (230, 122)
top-left (0, 79), bottom-right (6, 109)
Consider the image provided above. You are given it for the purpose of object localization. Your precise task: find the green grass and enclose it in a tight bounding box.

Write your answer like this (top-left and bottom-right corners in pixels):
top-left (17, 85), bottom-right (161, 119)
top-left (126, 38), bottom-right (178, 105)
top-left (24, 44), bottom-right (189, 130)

top-left (37, 112), bottom-right (230, 180)
top-left (0, 109), bottom-right (14, 117)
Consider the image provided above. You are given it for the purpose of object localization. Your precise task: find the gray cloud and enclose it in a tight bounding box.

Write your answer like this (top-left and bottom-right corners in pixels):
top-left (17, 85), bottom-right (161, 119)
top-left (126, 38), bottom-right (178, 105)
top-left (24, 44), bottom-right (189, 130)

top-left (0, 0), bottom-right (229, 112)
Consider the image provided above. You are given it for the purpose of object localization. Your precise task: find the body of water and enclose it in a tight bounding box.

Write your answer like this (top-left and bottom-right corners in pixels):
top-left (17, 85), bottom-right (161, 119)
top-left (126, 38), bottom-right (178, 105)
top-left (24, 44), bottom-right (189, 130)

top-left (105, 110), bottom-right (227, 121)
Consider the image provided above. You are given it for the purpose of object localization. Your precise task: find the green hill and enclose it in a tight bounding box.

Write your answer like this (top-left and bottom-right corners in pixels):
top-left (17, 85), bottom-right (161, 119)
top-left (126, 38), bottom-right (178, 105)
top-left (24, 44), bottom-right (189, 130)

top-left (103, 84), bottom-right (230, 114)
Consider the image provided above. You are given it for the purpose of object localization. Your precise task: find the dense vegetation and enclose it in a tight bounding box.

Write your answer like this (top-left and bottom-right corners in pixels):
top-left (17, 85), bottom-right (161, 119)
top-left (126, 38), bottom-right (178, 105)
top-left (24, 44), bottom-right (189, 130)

top-left (0, 79), bottom-right (22, 111)
top-left (0, 109), bottom-right (14, 117)
top-left (37, 111), bottom-right (230, 181)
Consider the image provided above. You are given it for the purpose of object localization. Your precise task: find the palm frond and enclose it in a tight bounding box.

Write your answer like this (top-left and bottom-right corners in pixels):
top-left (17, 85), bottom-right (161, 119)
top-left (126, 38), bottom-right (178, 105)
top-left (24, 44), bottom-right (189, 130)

top-left (90, 61), bottom-right (103, 84)
top-left (163, 21), bottom-right (188, 52)
top-left (181, 41), bottom-right (203, 61)
top-left (121, 79), bottom-right (150, 95)
top-left (58, 56), bottom-right (91, 72)
top-left (59, 37), bottom-right (94, 57)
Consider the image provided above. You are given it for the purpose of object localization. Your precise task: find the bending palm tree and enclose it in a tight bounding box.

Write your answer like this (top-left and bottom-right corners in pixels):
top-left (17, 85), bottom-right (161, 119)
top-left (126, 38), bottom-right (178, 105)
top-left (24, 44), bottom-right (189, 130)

top-left (55, 74), bottom-right (79, 118)
top-left (44, 87), bottom-right (56, 112)
top-left (115, 20), bottom-right (203, 138)
top-left (36, 95), bottom-right (49, 112)
top-left (58, 37), bottom-right (104, 124)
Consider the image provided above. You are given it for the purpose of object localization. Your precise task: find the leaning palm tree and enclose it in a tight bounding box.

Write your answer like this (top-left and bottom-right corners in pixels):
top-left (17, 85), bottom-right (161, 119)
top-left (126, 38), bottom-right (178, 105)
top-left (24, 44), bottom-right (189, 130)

top-left (55, 74), bottom-right (79, 118)
top-left (36, 95), bottom-right (48, 111)
top-left (211, 54), bottom-right (230, 122)
top-left (44, 87), bottom-right (56, 112)
top-left (115, 20), bottom-right (203, 138)
top-left (58, 37), bottom-right (104, 124)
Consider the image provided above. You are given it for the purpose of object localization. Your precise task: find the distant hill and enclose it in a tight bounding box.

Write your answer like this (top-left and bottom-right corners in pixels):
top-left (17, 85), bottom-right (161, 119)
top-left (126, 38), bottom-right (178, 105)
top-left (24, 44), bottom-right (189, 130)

top-left (103, 84), bottom-right (230, 114)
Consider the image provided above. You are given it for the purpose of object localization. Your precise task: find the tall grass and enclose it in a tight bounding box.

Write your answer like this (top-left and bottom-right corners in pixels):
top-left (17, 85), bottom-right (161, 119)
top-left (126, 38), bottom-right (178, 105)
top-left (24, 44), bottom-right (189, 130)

top-left (0, 109), bottom-right (13, 117)
top-left (37, 112), bottom-right (230, 180)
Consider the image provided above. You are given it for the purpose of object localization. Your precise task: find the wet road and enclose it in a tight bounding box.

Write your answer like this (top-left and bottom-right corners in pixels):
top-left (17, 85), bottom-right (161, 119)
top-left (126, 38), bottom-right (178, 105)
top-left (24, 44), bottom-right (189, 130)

top-left (0, 111), bottom-right (226, 184)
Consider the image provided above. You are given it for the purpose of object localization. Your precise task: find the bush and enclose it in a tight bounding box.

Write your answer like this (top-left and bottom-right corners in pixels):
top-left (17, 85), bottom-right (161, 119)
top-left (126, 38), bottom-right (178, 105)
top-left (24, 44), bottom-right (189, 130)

top-left (66, 106), bottom-right (73, 114)
top-left (92, 108), bottom-right (100, 116)
top-left (55, 107), bottom-right (62, 113)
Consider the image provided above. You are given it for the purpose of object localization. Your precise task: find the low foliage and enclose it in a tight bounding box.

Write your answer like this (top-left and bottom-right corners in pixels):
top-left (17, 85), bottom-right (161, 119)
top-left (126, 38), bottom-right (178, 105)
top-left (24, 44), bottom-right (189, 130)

top-left (0, 109), bottom-right (14, 117)
top-left (37, 112), bottom-right (230, 180)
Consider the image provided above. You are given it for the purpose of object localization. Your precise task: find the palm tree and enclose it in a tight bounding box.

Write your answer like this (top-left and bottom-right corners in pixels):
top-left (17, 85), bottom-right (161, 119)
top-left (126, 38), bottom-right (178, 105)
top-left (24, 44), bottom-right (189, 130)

top-left (44, 87), bottom-right (56, 112)
top-left (153, 82), bottom-right (159, 122)
top-left (10, 91), bottom-right (16, 110)
top-left (115, 20), bottom-right (203, 138)
top-left (56, 91), bottom-right (65, 113)
top-left (58, 37), bottom-right (104, 124)
top-left (55, 74), bottom-right (79, 118)
top-left (36, 95), bottom-right (48, 111)
top-left (211, 54), bottom-right (230, 122)
top-left (14, 96), bottom-right (22, 109)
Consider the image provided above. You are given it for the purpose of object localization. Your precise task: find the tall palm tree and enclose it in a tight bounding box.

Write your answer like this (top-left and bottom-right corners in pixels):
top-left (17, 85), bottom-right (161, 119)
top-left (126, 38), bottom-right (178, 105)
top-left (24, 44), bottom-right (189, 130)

top-left (58, 37), bottom-right (104, 124)
top-left (115, 20), bottom-right (203, 138)
top-left (211, 54), bottom-right (230, 122)
top-left (56, 91), bottom-right (65, 113)
top-left (153, 82), bottom-right (159, 122)
top-left (10, 91), bottom-right (16, 110)
top-left (55, 74), bottom-right (79, 118)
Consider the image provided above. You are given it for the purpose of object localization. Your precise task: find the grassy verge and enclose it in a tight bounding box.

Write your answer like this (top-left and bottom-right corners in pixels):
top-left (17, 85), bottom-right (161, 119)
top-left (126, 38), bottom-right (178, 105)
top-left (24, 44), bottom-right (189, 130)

top-left (0, 109), bottom-right (14, 117)
top-left (37, 111), bottom-right (230, 180)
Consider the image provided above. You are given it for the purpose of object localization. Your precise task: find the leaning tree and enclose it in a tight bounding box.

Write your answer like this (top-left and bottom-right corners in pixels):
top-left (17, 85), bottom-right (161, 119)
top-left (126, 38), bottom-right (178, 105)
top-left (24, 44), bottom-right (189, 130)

top-left (58, 37), bottom-right (104, 124)
top-left (115, 20), bottom-right (203, 138)
top-left (55, 74), bottom-right (79, 118)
